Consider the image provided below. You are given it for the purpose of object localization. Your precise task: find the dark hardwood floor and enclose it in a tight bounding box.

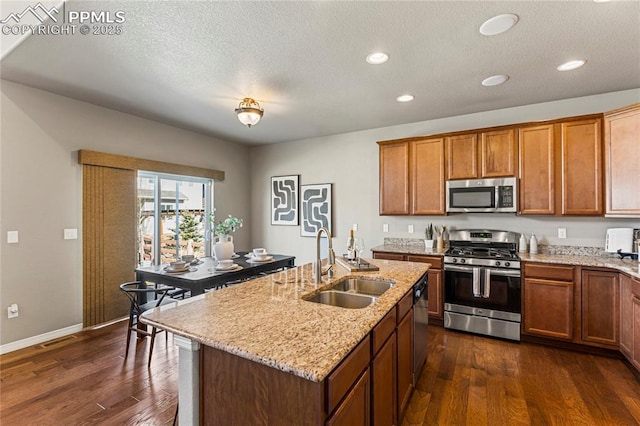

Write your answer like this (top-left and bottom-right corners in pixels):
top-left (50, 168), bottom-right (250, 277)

top-left (2, 322), bottom-right (639, 425)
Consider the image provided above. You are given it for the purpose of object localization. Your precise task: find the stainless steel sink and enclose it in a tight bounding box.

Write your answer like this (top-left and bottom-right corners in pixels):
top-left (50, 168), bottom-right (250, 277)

top-left (304, 290), bottom-right (376, 309)
top-left (328, 278), bottom-right (394, 296)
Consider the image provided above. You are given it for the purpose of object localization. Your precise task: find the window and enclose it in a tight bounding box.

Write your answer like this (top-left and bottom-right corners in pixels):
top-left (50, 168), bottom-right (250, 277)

top-left (137, 172), bottom-right (213, 266)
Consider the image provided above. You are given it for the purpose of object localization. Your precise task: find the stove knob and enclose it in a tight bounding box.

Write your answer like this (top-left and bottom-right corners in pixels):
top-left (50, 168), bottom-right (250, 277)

top-left (452, 258), bottom-right (458, 263)
top-left (460, 258), bottom-right (466, 264)
top-left (495, 261), bottom-right (501, 266)
top-left (505, 261), bottom-right (511, 267)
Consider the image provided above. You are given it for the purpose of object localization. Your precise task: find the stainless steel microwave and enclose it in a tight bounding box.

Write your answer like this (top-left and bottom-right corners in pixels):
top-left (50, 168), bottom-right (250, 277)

top-left (446, 177), bottom-right (518, 213)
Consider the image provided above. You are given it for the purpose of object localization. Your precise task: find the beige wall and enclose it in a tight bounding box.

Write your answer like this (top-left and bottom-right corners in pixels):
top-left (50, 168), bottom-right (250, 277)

top-left (250, 89), bottom-right (640, 266)
top-left (0, 81), bottom-right (250, 346)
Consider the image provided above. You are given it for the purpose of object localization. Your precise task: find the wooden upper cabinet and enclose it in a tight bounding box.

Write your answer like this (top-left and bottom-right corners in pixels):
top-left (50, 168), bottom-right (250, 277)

top-left (379, 141), bottom-right (410, 215)
top-left (604, 104), bottom-right (640, 216)
top-left (519, 124), bottom-right (555, 215)
top-left (560, 118), bottom-right (603, 215)
top-left (480, 129), bottom-right (518, 177)
top-left (412, 138), bottom-right (446, 215)
top-left (446, 133), bottom-right (478, 180)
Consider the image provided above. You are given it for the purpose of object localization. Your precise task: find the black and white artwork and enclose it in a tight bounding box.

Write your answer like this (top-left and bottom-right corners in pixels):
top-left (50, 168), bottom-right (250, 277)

top-left (301, 183), bottom-right (332, 237)
top-left (271, 175), bottom-right (299, 225)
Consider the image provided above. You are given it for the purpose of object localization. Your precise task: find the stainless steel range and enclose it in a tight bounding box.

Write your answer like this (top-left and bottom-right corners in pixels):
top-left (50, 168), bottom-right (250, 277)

top-left (443, 229), bottom-right (522, 341)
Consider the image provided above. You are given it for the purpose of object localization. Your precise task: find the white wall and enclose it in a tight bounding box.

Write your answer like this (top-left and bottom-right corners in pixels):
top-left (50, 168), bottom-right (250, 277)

top-left (250, 89), bottom-right (640, 265)
top-left (0, 81), bottom-right (250, 346)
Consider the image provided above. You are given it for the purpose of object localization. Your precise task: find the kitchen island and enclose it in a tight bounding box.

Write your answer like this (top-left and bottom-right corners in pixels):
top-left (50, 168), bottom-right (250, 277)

top-left (142, 258), bottom-right (430, 425)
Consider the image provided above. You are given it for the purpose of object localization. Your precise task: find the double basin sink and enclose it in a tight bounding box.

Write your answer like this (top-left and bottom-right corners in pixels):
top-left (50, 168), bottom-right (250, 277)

top-left (303, 277), bottom-right (395, 309)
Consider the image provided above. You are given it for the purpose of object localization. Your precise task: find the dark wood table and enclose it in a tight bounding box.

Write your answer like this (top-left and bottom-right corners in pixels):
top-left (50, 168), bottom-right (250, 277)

top-left (135, 253), bottom-right (296, 295)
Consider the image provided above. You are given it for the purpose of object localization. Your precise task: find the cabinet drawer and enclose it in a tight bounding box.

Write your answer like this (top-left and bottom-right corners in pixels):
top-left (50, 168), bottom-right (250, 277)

top-left (396, 290), bottom-right (413, 323)
top-left (524, 263), bottom-right (574, 281)
top-left (372, 252), bottom-right (405, 261)
top-left (372, 308), bottom-right (396, 355)
top-left (326, 335), bottom-right (371, 415)
top-left (406, 255), bottom-right (442, 269)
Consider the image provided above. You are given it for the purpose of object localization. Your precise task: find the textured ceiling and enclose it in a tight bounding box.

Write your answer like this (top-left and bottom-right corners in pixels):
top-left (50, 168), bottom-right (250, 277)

top-left (1, 1), bottom-right (639, 145)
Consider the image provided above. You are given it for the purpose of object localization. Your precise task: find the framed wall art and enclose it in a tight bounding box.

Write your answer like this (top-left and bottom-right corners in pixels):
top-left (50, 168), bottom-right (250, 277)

top-left (271, 175), bottom-right (299, 225)
top-left (300, 183), bottom-right (332, 237)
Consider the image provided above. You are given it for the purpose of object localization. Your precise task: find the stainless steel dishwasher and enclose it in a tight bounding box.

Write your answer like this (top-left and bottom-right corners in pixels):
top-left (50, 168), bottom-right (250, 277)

top-left (413, 272), bottom-right (429, 385)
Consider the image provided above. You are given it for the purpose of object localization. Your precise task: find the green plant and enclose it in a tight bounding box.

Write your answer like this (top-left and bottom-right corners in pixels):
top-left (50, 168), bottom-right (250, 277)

top-left (209, 211), bottom-right (243, 237)
top-left (425, 223), bottom-right (434, 240)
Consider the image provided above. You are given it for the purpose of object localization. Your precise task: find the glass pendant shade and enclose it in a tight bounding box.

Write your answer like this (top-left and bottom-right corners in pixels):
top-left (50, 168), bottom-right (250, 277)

top-left (235, 98), bottom-right (264, 127)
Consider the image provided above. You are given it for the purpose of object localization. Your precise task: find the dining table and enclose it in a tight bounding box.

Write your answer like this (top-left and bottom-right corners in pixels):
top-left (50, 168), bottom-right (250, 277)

top-left (135, 252), bottom-right (296, 296)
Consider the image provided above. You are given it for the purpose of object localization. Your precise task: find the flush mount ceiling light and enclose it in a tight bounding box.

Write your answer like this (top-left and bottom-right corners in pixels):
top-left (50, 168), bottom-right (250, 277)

top-left (235, 98), bottom-right (264, 128)
top-left (557, 59), bottom-right (587, 71)
top-left (482, 74), bottom-right (510, 86)
top-left (479, 13), bottom-right (519, 36)
top-left (366, 52), bottom-right (389, 65)
top-left (396, 94), bottom-right (414, 102)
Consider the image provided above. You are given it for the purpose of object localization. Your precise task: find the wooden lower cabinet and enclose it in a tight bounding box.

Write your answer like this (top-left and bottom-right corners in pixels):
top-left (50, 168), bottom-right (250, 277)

top-left (376, 252), bottom-right (444, 322)
top-left (620, 274), bottom-right (640, 372)
top-left (580, 269), bottom-right (619, 348)
top-left (522, 263), bottom-right (575, 341)
top-left (327, 369), bottom-right (371, 426)
top-left (407, 255), bottom-right (443, 321)
top-left (396, 307), bottom-right (413, 421)
top-left (372, 334), bottom-right (396, 426)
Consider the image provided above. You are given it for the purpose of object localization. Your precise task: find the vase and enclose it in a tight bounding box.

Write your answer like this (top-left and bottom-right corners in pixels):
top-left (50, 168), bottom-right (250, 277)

top-left (213, 235), bottom-right (234, 260)
top-left (424, 239), bottom-right (434, 250)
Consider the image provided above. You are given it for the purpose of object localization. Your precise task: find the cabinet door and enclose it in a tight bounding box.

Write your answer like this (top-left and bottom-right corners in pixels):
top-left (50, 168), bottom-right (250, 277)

top-left (518, 124), bottom-right (555, 215)
top-left (581, 269), bottom-right (619, 347)
top-left (396, 309), bottom-right (413, 421)
top-left (480, 129), bottom-right (517, 177)
top-left (605, 105), bottom-right (640, 215)
top-left (372, 334), bottom-right (397, 426)
top-left (412, 138), bottom-right (446, 215)
top-left (633, 294), bottom-right (640, 371)
top-left (561, 119), bottom-right (603, 215)
top-left (327, 369), bottom-right (370, 426)
top-left (620, 274), bottom-right (633, 357)
top-left (379, 142), bottom-right (410, 215)
top-left (523, 278), bottom-right (573, 340)
top-left (446, 133), bottom-right (478, 180)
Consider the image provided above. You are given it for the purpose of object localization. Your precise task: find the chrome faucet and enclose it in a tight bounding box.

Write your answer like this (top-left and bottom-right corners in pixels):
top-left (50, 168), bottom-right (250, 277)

top-left (315, 227), bottom-right (335, 284)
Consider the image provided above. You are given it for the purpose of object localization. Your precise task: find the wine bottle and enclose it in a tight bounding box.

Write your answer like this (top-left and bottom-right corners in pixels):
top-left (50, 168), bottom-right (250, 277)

top-left (347, 229), bottom-right (355, 260)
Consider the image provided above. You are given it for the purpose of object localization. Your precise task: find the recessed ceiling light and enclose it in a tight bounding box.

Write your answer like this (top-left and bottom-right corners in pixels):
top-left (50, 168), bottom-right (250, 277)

top-left (481, 75), bottom-right (510, 86)
top-left (593, 0), bottom-right (611, 3)
top-left (366, 52), bottom-right (389, 65)
top-left (396, 94), bottom-right (414, 102)
top-left (479, 14), bottom-right (519, 36)
top-left (557, 60), bottom-right (586, 71)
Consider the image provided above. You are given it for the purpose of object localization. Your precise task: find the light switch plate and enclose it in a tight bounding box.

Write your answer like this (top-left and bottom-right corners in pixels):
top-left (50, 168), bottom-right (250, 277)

top-left (64, 228), bottom-right (78, 240)
top-left (558, 228), bottom-right (567, 239)
top-left (7, 231), bottom-right (18, 244)
top-left (383, 224), bottom-right (389, 233)
top-left (408, 225), bottom-right (414, 233)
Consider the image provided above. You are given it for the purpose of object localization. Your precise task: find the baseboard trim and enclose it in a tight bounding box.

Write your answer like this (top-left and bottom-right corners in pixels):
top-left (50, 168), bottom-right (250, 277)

top-left (0, 323), bottom-right (84, 355)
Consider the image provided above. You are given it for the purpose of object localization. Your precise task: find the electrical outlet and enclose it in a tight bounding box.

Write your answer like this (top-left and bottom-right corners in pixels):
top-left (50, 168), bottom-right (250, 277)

top-left (7, 231), bottom-right (18, 244)
top-left (383, 224), bottom-right (389, 233)
top-left (558, 228), bottom-right (567, 239)
top-left (64, 228), bottom-right (78, 240)
top-left (408, 225), bottom-right (414, 233)
top-left (352, 224), bottom-right (358, 232)
top-left (8, 304), bottom-right (18, 319)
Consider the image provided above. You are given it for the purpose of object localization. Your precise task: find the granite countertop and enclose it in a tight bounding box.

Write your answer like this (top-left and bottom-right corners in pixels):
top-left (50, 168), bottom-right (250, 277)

top-left (370, 243), bottom-right (640, 279)
top-left (141, 258), bottom-right (429, 383)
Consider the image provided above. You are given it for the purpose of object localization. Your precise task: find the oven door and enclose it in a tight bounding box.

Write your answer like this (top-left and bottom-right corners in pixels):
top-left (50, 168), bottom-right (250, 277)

top-left (444, 264), bottom-right (521, 313)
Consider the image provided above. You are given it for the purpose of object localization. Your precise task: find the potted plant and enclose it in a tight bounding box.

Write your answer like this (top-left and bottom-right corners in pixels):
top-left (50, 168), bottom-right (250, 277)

top-left (209, 211), bottom-right (243, 260)
top-left (424, 223), bottom-right (434, 249)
